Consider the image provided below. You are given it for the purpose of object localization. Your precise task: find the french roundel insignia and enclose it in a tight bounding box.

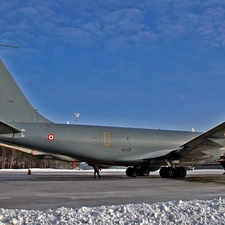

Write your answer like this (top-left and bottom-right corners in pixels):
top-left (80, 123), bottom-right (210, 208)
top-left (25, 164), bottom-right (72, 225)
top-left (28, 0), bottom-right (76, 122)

top-left (48, 134), bottom-right (55, 141)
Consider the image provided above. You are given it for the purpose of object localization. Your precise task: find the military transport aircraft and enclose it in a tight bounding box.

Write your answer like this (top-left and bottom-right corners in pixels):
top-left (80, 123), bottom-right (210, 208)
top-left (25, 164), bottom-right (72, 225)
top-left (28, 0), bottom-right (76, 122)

top-left (0, 59), bottom-right (225, 178)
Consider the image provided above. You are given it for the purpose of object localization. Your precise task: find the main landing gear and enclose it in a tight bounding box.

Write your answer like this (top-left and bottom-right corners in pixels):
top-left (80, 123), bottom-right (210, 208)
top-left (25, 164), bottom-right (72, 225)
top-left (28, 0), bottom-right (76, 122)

top-left (159, 166), bottom-right (187, 178)
top-left (126, 166), bottom-right (150, 177)
top-left (125, 166), bottom-right (187, 178)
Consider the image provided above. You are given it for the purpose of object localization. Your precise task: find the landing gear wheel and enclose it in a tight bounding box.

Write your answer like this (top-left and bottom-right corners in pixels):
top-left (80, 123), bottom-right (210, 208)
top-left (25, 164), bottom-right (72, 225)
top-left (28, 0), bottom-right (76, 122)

top-left (131, 168), bottom-right (139, 177)
top-left (139, 168), bottom-right (150, 176)
top-left (126, 167), bottom-right (139, 177)
top-left (159, 167), bottom-right (169, 178)
top-left (160, 166), bottom-right (187, 178)
top-left (176, 167), bottom-right (187, 178)
top-left (126, 167), bottom-right (133, 177)
top-left (167, 167), bottom-right (175, 177)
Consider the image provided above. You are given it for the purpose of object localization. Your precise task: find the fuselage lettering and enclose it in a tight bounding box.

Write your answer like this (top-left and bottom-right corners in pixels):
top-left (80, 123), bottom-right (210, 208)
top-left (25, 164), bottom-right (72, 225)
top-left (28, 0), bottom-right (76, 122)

top-left (121, 148), bottom-right (131, 152)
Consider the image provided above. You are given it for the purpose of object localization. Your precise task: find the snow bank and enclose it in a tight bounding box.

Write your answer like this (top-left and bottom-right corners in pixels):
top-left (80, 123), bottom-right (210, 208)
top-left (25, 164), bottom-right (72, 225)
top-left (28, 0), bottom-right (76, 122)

top-left (0, 198), bottom-right (225, 225)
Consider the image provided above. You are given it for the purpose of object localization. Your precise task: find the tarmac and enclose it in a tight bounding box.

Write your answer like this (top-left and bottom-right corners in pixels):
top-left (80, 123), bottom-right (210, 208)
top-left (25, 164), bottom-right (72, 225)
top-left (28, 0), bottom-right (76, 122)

top-left (0, 169), bottom-right (225, 210)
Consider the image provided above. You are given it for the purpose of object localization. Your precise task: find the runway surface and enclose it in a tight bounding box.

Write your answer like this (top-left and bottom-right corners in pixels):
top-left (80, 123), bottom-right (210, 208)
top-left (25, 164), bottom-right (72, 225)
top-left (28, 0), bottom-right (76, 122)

top-left (0, 169), bottom-right (225, 210)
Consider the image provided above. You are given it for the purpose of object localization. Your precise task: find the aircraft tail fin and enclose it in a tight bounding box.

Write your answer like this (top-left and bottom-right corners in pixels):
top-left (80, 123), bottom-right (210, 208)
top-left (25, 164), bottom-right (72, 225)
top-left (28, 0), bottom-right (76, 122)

top-left (0, 59), bottom-right (52, 123)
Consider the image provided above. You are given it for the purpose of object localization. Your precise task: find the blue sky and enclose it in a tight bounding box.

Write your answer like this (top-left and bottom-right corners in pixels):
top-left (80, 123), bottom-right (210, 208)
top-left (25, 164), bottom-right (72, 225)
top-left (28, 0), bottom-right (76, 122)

top-left (1, 0), bottom-right (225, 131)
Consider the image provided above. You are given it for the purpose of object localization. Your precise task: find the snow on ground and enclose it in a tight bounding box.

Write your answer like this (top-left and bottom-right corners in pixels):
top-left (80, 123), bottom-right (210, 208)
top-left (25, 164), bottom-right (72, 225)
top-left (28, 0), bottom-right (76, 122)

top-left (0, 169), bottom-right (224, 224)
top-left (0, 198), bottom-right (225, 225)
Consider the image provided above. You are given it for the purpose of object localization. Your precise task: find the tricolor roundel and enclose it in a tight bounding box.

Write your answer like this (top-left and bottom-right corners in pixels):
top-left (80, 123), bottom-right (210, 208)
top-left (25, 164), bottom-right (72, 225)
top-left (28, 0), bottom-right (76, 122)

top-left (47, 134), bottom-right (55, 141)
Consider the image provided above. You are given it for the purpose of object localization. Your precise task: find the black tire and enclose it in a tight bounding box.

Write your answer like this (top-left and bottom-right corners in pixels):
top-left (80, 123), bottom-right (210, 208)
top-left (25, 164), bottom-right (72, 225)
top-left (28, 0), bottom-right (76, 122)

top-left (167, 167), bottom-right (175, 177)
top-left (176, 167), bottom-right (187, 178)
top-left (132, 168), bottom-right (139, 177)
top-left (139, 168), bottom-right (150, 176)
top-left (159, 167), bottom-right (169, 178)
top-left (126, 167), bottom-right (139, 177)
top-left (126, 167), bottom-right (133, 177)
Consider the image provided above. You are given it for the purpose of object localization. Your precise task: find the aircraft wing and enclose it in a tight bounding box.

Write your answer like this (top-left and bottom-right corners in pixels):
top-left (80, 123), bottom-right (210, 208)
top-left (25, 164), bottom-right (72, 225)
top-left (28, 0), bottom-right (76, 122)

top-left (176, 122), bottom-right (225, 161)
top-left (131, 123), bottom-right (225, 163)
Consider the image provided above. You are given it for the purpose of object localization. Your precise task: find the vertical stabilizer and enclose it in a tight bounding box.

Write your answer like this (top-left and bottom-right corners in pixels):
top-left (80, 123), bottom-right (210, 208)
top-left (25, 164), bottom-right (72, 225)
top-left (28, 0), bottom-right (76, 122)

top-left (0, 59), bottom-right (52, 123)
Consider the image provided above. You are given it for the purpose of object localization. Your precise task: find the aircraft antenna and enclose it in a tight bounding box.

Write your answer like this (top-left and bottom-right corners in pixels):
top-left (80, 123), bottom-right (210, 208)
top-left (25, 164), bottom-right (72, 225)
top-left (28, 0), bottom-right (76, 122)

top-left (74, 113), bottom-right (80, 124)
top-left (0, 44), bottom-right (19, 48)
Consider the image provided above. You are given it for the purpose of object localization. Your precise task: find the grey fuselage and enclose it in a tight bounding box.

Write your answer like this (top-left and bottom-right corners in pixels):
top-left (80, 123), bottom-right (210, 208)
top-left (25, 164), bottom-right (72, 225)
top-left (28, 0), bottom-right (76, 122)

top-left (0, 122), bottom-right (202, 167)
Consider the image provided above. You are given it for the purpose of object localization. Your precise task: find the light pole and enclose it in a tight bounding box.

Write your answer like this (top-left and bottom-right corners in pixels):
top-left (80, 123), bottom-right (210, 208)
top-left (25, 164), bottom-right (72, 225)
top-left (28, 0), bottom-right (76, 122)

top-left (74, 113), bottom-right (80, 124)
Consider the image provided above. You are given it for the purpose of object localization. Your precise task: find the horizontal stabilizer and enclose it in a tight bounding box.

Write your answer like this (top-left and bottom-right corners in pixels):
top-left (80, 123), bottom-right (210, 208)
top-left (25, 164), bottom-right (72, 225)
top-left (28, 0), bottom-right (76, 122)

top-left (0, 120), bottom-right (23, 134)
top-left (0, 142), bottom-right (79, 162)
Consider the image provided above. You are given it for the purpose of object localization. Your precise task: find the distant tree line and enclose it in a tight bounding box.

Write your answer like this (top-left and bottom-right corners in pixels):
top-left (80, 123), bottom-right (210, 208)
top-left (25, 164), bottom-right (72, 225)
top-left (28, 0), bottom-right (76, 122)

top-left (0, 147), bottom-right (74, 169)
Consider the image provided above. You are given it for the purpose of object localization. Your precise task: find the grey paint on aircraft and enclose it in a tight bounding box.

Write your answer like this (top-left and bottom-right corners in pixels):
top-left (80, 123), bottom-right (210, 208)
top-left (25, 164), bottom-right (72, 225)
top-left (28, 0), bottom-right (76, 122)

top-left (0, 59), bottom-right (224, 178)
